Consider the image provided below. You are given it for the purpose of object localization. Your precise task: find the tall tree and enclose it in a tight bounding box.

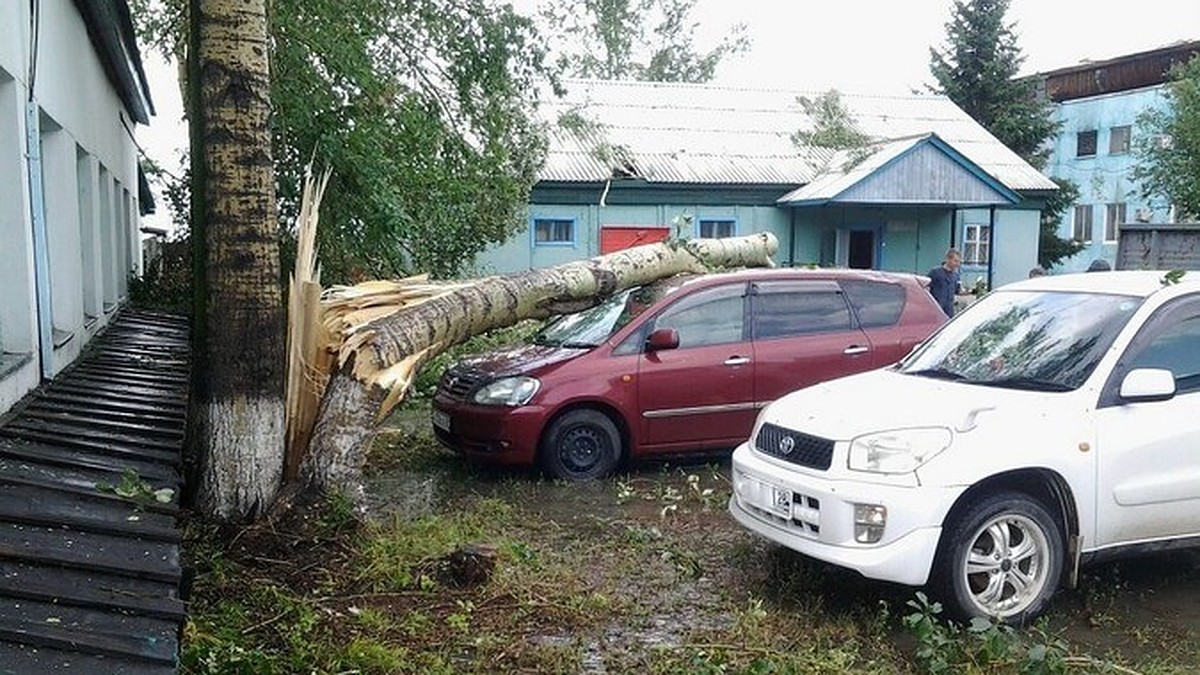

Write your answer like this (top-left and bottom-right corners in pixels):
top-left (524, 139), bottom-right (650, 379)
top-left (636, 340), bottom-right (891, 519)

top-left (188, 0), bottom-right (285, 518)
top-left (929, 0), bottom-right (1057, 167)
top-left (133, 0), bottom-right (549, 283)
top-left (929, 0), bottom-right (1074, 267)
top-left (1133, 54), bottom-right (1200, 222)
top-left (542, 0), bottom-right (748, 82)
top-left (271, 0), bottom-right (549, 281)
top-left (1038, 177), bottom-right (1084, 268)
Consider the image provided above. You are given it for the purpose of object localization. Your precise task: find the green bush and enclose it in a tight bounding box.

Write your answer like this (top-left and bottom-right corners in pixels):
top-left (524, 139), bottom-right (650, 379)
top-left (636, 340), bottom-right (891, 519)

top-left (129, 236), bottom-right (192, 316)
top-left (902, 592), bottom-right (1068, 674)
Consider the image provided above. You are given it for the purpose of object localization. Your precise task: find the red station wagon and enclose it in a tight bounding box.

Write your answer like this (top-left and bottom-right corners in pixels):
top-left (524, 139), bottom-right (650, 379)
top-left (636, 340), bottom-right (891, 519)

top-left (432, 268), bottom-right (946, 480)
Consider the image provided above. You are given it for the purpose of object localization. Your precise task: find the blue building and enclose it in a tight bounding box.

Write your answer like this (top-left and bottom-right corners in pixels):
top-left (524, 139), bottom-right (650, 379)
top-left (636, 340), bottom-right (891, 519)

top-left (1038, 40), bottom-right (1200, 273)
top-left (475, 79), bottom-right (1057, 289)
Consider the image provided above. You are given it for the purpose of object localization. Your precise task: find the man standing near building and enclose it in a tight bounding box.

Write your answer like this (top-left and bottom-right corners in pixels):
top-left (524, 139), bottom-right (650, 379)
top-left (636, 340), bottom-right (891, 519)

top-left (928, 248), bottom-right (963, 317)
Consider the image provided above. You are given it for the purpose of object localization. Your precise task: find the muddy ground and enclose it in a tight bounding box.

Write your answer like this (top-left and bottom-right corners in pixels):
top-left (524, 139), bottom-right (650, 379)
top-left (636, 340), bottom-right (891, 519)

top-left (361, 405), bottom-right (1200, 673)
top-left (182, 403), bottom-right (1200, 673)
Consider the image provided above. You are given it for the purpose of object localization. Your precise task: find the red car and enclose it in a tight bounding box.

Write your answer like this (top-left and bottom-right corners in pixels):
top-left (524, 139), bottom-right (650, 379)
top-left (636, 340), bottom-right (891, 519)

top-left (432, 268), bottom-right (945, 480)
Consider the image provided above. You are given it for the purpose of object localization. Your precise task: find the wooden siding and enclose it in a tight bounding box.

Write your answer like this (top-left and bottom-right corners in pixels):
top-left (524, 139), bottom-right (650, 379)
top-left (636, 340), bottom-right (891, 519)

top-left (837, 143), bottom-right (1012, 205)
top-left (1041, 41), bottom-right (1200, 103)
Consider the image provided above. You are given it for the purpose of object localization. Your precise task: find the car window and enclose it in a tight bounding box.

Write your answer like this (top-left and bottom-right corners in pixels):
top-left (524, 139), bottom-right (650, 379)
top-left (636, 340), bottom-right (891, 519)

top-left (536, 279), bottom-right (684, 349)
top-left (900, 290), bottom-right (1141, 391)
top-left (753, 289), bottom-right (852, 340)
top-left (1126, 312), bottom-right (1200, 394)
top-left (839, 280), bottom-right (906, 328)
top-left (651, 284), bottom-right (746, 349)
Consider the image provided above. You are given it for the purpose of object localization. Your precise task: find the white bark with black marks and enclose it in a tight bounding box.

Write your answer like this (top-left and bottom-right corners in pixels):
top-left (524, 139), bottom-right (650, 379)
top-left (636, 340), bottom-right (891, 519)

top-left (196, 398), bottom-right (285, 518)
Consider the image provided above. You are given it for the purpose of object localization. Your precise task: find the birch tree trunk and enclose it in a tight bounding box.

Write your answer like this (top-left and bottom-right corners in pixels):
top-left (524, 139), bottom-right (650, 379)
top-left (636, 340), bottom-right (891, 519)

top-left (189, 0), bottom-right (285, 519)
top-left (304, 234), bottom-right (778, 501)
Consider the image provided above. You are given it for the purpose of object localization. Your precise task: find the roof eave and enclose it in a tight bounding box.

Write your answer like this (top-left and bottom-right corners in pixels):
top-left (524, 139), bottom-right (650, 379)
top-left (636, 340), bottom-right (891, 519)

top-left (72, 0), bottom-right (155, 124)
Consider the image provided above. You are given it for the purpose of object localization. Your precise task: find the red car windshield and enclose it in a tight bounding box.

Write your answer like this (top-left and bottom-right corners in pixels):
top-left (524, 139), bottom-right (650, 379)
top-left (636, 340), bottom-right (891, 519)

top-left (532, 281), bottom-right (681, 348)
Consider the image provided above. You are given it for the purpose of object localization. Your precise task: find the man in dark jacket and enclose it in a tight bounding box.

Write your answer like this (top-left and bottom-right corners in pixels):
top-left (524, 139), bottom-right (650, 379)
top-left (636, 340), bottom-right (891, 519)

top-left (927, 248), bottom-right (963, 317)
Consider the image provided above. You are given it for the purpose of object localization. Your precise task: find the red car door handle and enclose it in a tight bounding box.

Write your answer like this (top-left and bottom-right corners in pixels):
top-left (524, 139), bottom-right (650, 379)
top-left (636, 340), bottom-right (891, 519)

top-left (724, 356), bottom-right (751, 366)
top-left (843, 345), bottom-right (870, 355)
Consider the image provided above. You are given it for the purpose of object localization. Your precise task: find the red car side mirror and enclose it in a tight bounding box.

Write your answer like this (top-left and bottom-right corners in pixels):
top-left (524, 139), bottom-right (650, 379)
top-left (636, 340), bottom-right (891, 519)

top-left (645, 328), bottom-right (680, 352)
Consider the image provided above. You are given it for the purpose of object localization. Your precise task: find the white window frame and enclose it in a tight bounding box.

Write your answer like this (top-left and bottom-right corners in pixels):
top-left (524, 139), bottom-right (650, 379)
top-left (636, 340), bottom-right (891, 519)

top-left (963, 224), bottom-right (991, 264)
top-left (1105, 203), bottom-right (1125, 243)
top-left (1109, 125), bottom-right (1132, 155)
top-left (1073, 205), bottom-right (1094, 243)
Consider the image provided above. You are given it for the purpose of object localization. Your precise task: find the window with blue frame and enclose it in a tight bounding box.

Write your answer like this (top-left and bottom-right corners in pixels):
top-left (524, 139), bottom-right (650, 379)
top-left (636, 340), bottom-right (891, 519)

top-left (698, 218), bottom-right (736, 238)
top-left (534, 218), bottom-right (574, 245)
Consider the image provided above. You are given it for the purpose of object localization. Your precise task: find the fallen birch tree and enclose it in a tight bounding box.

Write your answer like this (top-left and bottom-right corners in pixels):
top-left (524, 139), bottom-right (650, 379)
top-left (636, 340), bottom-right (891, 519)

top-left (298, 230), bottom-right (779, 504)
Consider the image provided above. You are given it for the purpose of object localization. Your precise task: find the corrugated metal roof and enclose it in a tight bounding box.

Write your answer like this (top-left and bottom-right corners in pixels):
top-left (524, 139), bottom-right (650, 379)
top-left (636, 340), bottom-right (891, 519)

top-left (540, 79), bottom-right (1057, 193)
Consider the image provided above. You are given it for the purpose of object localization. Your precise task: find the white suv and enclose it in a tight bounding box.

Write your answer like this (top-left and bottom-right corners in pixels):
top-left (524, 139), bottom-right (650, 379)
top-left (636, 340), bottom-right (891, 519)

top-left (729, 271), bottom-right (1200, 623)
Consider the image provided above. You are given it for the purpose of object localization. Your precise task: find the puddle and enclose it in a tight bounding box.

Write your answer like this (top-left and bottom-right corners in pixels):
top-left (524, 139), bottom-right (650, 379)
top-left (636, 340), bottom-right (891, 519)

top-left (362, 472), bottom-right (441, 522)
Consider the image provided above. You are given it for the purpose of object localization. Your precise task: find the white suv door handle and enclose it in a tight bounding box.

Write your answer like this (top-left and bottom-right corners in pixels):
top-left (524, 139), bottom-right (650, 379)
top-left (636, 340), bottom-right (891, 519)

top-left (724, 356), bottom-right (751, 366)
top-left (843, 345), bottom-right (870, 355)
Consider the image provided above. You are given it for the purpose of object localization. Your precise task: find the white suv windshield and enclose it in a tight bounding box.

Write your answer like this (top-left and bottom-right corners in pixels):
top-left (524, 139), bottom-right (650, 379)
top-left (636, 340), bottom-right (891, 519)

top-left (899, 290), bottom-right (1143, 391)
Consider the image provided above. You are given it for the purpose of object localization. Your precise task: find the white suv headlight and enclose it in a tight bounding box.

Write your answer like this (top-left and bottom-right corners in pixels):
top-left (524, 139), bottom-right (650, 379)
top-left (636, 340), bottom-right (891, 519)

top-left (472, 376), bottom-right (541, 407)
top-left (848, 427), bottom-right (952, 474)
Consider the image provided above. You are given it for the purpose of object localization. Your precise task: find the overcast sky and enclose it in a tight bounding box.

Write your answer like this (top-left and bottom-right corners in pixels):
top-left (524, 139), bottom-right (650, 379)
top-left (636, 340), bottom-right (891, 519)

top-left (698, 0), bottom-right (1200, 92)
top-left (138, 0), bottom-right (1200, 230)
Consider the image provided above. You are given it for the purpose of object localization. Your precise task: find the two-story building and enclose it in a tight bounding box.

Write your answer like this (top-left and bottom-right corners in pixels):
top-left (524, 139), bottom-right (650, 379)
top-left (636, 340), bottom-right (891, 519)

top-left (476, 78), bottom-right (1057, 290)
top-left (1038, 40), bottom-right (1200, 273)
top-left (0, 0), bottom-right (154, 414)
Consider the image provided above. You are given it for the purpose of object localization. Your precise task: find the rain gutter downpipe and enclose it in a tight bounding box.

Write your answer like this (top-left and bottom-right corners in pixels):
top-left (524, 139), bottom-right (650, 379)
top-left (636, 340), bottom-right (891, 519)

top-left (987, 205), bottom-right (996, 292)
top-left (26, 0), bottom-right (54, 379)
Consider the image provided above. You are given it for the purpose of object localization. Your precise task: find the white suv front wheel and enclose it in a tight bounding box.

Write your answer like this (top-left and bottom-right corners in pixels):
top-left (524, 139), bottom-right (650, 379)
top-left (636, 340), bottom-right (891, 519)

top-left (936, 491), bottom-right (1063, 624)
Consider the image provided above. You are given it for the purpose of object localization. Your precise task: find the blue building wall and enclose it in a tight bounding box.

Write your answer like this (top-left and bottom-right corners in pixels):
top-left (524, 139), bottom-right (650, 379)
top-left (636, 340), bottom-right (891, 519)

top-left (1046, 85), bottom-right (1172, 273)
top-left (473, 184), bottom-right (793, 274)
top-left (474, 187), bottom-right (1042, 290)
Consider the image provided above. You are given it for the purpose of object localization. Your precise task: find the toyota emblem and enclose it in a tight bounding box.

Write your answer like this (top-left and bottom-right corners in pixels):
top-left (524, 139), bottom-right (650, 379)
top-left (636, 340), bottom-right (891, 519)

top-left (778, 436), bottom-right (795, 455)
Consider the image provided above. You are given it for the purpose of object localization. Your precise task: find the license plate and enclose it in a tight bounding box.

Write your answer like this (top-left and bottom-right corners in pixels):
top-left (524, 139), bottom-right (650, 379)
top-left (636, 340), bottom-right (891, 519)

top-left (771, 485), bottom-right (793, 516)
top-left (432, 409), bottom-right (451, 432)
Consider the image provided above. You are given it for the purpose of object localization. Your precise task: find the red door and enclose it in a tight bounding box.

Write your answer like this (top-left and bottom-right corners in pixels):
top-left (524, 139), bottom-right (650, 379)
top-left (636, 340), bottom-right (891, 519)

top-left (600, 226), bottom-right (670, 254)
top-left (636, 282), bottom-right (754, 452)
top-left (750, 280), bottom-right (875, 405)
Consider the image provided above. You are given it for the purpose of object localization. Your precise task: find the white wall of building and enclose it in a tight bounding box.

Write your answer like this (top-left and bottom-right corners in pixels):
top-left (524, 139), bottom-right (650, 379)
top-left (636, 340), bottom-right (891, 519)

top-left (0, 0), bottom-right (146, 413)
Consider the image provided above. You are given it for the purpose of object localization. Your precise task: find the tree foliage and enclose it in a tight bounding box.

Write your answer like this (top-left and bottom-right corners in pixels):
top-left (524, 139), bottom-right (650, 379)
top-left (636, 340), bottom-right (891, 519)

top-left (132, 0), bottom-right (550, 282)
top-left (1133, 54), bottom-right (1200, 222)
top-left (792, 90), bottom-right (871, 151)
top-left (1038, 177), bottom-right (1084, 269)
top-left (790, 90), bottom-right (873, 171)
top-left (542, 0), bottom-right (748, 82)
top-left (929, 0), bottom-right (1077, 267)
top-left (928, 0), bottom-right (1057, 169)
